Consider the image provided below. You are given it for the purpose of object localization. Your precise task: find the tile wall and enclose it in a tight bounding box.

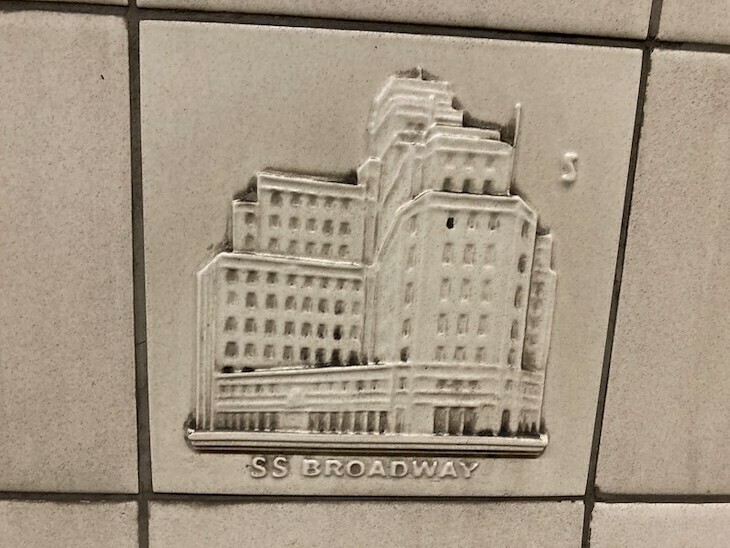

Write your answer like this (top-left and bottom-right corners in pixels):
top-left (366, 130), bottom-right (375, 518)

top-left (0, 1), bottom-right (727, 546)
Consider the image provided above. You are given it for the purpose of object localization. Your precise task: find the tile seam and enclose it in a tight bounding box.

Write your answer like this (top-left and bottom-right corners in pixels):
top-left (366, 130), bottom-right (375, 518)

top-left (127, 0), bottom-right (152, 546)
top-left (580, 0), bottom-right (662, 542)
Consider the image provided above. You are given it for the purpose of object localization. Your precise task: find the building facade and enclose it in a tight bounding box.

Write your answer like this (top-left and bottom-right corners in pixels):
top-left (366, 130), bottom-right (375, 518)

top-left (191, 70), bottom-right (557, 452)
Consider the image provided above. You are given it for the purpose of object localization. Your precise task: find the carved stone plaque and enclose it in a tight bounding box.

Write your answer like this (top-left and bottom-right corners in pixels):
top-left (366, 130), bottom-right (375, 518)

top-left (188, 70), bottom-right (557, 458)
top-left (142, 24), bottom-right (641, 495)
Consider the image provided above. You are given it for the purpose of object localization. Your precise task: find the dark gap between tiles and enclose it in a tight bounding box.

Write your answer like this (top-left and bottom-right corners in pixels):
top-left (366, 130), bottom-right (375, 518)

top-left (146, 493), bottom-right (584, 505)
top-left (0, 492), bottom-right (138, 503)
top-left (127, 0), bottom-right (152, 546)
top-left (598, 493), bottom-right (730, 504)
top-left (580, 0), bottom-right (663, 544)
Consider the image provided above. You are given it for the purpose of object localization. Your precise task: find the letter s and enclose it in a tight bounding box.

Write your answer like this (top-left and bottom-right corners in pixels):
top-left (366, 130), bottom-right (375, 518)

top-left (272, 456), bottom-right (289, 478)
top-left (250, 456), bottom-right (267, 478)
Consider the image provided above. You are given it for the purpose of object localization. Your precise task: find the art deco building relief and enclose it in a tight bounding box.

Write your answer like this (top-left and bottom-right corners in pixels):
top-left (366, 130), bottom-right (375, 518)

top-left (188, 70), bottom-right (557, 457)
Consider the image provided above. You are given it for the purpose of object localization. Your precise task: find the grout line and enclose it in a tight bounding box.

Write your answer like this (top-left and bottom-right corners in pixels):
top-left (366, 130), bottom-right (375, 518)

top-left (0, 0), bottom-right (126, 15)
top-left (136, 8), bottom-right (641, 49)
top-left (127, 0), bottom-right (152, 546)
top-left (597, 493), bottom-right (730, 504)
top-left (647, 0), bottom-right (664, 40)
top-left (146, 493), bottom-right (584, 504)
top-left (0, 1), bottom-right (726, 53)
top-left (580, 0), bottom-right (662, 543)
top-left (0, 492), bottom-right (139, 503)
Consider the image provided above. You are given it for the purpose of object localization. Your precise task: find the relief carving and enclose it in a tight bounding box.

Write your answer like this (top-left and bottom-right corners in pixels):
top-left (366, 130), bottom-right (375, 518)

top-left (187, 69), bottom-right (557, 457)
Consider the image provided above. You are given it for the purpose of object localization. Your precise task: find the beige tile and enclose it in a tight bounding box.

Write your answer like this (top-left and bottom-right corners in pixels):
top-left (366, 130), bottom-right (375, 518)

top-left (592, 503), bottom-right (730, 547)
top-left (597, 50), bottom-right (730, 494)
top-left (659, 0), bottom-right (729, 44)
top-left (0, 13), bottom-right (137, 492)
top-left (150, 500), bottom-right (583, 547)
top-left (136, 0), bottom-right (652, 39)
top-left (0, 500), bottom-right (137, 548)
top-left (142, 22), bottom-right (641, 496)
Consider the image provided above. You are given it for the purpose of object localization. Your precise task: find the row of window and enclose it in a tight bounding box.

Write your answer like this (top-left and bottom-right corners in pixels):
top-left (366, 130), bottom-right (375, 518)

top-left (224, 317), bottom-right (361, 341)
top-left (215, 411), bottom-right (279, 432)
top-left (266, 190), bottom-right (353, 210)
top-left (432, 346), bottom-right (492, 362)
top-left (224, 291), bottom-right (362, 315)
top-left (308, 410), bottom-right (388, 434)
top-left (265, 239), bottom-right (353, 259)
top-left (222, 344), bottom-right (360, 365)
top-left (224, 269), bottom-right (362, 292)
top-left (440, 242), bottom-right (499, 266)
top-left (433, 406), bottom-right (477, 436)
top-left (264, 214), bottom-right (353, 236)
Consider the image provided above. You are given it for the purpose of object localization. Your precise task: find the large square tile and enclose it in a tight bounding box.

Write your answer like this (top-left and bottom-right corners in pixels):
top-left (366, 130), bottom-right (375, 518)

top-left (659, 0), bottom-right (729, 44)
top-left (136, 0), bottom-right (653, 39)
top-left (597, 49), bottom-right (730, 494)
top-left (0, 12), bottom-right (137, 493)
top-left (142, 22), bottom-right (641, 495)
top-left (0, 501), bottom-right (137, 548)
top-left (150, 500), bottom-right (583, 547)
top-left (592, 503), bottom-right (730, 547)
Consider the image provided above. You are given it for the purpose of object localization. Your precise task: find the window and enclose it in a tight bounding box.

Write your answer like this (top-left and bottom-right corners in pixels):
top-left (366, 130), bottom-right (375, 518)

top-left (290, 193), bottom-right (301, 207)
top-left (287, 241), bottom-right (299, 254)
top-left (224, 341), bottom-right (238, 357)
top-left (317, 324), bottom-right (327, 339)
top-left (268, 238), bottom-right (279, 252)
top-left (244, 343), bottom-right (256, 357)
top-left (338, 245), bottom-right (349, 258)
top-left (285, 296), bottom-right (296, 310)
top-left (306, 218), bottom-right (316, 232)
top-left (460, 279), bottom-right (471, 300)
top-left (224, 316), bottom-right (237, 331)
top-left (245, 292), bottom-right (257, 308)
top-left (321, 243), bottom-right (332, 257)
top-left (266, 272), bottom-right (277, 284)
top-left (305, 242), bottom-right (315, 255)
top-left (442, 243), bottom-right (452, 264)
top-left (264, 345), bottom-right (274, 359)
top-left (404, 283), bottom-right (414, 304)
top-left (334, 300), bottom-right (345, 315)
top-left (518, 254), bottom-right (528, 273)
top-left (270, 191), bottom-right (282, 206)
top-left (440, 278), bottom-right (450, 299)
top-left (434, 346), bottom-right (445, 361)
top-left (476, 347), bottom-right (486, 362)
top-left (323, 220), bottom-right (333, 235)
top-left (245, 212), bottom-right (255, 225)
top-left (454, 347), bottom-right (466, 361)
top-left (481, 279), bottom-right (492, 302)
top-left (467, 213), bottom-right (477, 229)
top-left (402, 319), bottom-right (411, 337)
top-left (318, 299), bottom-right (328, 313)
top-left (265, 294), bottom-right (277, 309)
top-left (464, 244), bottom-right (475, 265)
top-left (289, 217), bottom-right (300, 229)
top-left (522, 220), bottom-right (530, 237)
top-left (407, 245), bottom-right (416, 268)
top-left (244, 318), bottom-right (256, 333)
top-left (339, 222), bottom-right (351, 235)
top-left (265, 320), bottom-right (275, 335)
top-left (514, 286), bottom-right (523, 307)
top-left (284, 321), bottom-right (294, 336)
top-left (246, 271), bottom-right (258, 283)
top-left (399, 377), bottom-right (407, 390)
top-left (437, 314), bottom-right (448, 335)
top-left (225, 269), bottom-right (238, 283)
top-left (457, 314), bottom-right (468, 335)
top-left (269, 215), bottom-right (280, 228)
top-left (478, 314), bottom-right (488, 335)
top-left (226, 291), bottom-right (237, 304)
top-left (302, 297), bottom-right (312, 312)
top-left (301, 323), bottom-right (312, 337)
